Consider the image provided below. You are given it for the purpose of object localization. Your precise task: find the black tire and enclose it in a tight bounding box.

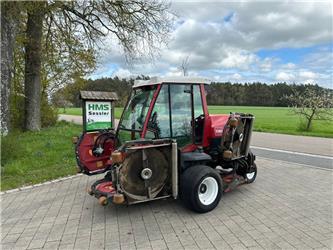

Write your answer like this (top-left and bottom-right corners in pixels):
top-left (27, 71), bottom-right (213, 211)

top-left (181, 165), bottom-right (222, 213)
top-left (246, 163), bottom-right (257, 184)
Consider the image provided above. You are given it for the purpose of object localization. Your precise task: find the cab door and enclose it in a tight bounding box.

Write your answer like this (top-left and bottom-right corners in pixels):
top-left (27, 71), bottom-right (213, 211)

top-left (145, 83), bottom-right (196, 148)
top-left (193, 84), bottom-right (205, 144)
top-left (169, 84), bottom-right (193, 147)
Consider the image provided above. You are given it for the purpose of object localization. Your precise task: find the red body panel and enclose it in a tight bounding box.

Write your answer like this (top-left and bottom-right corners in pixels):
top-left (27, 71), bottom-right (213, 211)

top-left (96, 181), bottom-right (116, 194)
top-left (181, 144), bottom-right (199, 153)
top-left (202, 115), bottom-right (229, 148)
top-left (208, 115), bottom-right (230, 138)
top-left (77, 132), bottom-right (116, 174)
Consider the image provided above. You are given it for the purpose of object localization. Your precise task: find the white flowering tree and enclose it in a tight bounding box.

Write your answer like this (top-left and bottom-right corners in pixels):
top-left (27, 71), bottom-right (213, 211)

top-left (285, 87), bottom-right (333, 131)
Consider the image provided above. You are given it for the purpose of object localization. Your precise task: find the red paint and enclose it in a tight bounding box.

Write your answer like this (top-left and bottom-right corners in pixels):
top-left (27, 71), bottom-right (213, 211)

top-left (208, 115), bottom-right (230, 138)
top-left (96, 181), bottom-right (116, 194)
top-left (78, 83), bottom-right (232, 174)
top-left (142, 84), bottom-right (162, 137)
top-left (181, 144), bottom-right (198, 153)
top-left (77, 132), bottom-right (116, 174)
top-left (200, 84), bottom-right (210, 147)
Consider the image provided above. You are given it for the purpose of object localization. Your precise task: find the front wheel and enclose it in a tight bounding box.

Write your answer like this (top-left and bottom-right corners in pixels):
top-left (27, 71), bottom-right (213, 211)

top-left (181, 165), bottom-right (222, 213)
top-left (246, 163), bottom-right (257, 184)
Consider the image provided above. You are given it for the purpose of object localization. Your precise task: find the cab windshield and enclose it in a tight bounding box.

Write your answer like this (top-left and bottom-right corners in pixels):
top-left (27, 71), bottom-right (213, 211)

top-left (118, 86), bottom-right (156, 132)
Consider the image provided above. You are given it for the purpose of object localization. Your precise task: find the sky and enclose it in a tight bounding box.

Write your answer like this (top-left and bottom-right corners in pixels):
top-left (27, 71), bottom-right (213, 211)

top-left (90, 1), bottom-right (333, 88)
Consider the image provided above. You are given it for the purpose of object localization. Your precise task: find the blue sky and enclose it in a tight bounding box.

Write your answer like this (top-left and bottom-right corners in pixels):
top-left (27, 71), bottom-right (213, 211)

top-left (257, 45), bottom-right (328, 64)
top-left (91, 1), bottom-right (333, 88)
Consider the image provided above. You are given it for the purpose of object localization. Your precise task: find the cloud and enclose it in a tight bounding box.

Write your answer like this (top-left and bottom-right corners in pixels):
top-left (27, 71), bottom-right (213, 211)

top-left (231, 73), bottom-right (242, 80)
top-left (89, 1), bottom-right (333, 88)
top-left (220, 49), bottom-right (257, 70)
top-left (112, 68), bottom-right (132, 79)
top-left (299, 70), bottom-right (317, 79)
top-left (298, 70), bottom-right (317, 85)
top-left (283, 63), bottom-right (296, 70)
top-left (276, 72), bottom-right (295, 81)
top-left (259, 58), bottom-right (275, 72)
top-left (171, 1), bottom-right (332, 50)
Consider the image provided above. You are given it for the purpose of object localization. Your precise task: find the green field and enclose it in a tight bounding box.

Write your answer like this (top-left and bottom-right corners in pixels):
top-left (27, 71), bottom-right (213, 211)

top-left (209, 106), bottom-right (333, 138)
top-left (59, 106), bottom-right (333, 138)
top-left (1, 121), bottom-right (81, 191)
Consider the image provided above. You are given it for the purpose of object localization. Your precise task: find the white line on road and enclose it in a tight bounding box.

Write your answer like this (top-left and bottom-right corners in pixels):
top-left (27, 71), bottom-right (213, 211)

top-left (251, 146), bottom-right (333, 160)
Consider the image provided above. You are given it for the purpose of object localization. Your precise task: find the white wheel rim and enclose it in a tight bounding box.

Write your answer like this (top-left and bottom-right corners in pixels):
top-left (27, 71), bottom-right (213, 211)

top-left (246, 172), bottom-right (255, 180)
top-left (198, 177), bottom-right (218, 206)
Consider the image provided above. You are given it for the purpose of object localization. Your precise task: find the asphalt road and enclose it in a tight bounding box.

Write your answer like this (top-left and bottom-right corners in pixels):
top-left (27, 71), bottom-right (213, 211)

top-left (59, 114), bottom-right (333, 169)
top-left (251, 131), bottom-right (332, 156)
top-left (251, 147), bottom-right (332, 170)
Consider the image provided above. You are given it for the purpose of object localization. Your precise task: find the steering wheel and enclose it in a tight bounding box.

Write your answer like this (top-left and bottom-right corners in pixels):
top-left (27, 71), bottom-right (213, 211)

top-left (151, 111), bottom-right (158, 125)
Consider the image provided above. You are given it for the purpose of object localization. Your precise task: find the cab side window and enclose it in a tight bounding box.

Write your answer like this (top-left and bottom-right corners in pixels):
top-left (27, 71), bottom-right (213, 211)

top-left (193, 85), bottom-right (204, 143)
top-left (170, 84), bottom-right (192, 147)
top-left (146, 84), bottom-right (195, 148)
top-left (146, 85), bottom-right (171, 138)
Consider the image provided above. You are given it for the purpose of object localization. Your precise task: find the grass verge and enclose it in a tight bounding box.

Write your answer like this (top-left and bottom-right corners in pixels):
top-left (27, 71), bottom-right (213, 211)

top-left (1, 121), bottom-right (81, 191)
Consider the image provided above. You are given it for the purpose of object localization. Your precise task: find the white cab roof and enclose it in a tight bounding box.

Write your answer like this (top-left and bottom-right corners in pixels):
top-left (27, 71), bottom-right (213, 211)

top-left (133, 76), bottom-right (211, 88)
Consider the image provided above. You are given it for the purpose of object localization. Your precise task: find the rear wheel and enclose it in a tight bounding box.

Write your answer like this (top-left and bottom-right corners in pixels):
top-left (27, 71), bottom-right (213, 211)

top-left (181, 165), bottom-right (222, 213)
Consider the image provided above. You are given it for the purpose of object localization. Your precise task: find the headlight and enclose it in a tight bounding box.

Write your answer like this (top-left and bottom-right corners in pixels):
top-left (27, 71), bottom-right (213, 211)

top-left (111, 151), bottom-right (124, 164)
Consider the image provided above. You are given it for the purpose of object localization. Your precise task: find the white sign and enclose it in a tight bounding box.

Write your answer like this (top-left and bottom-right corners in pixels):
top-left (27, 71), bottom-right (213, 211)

top-left (85, 101), bottom-right (112, 130)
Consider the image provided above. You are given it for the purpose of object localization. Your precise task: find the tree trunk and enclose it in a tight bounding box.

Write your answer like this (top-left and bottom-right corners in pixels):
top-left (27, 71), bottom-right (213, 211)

top-left (24, 3), bottom-right (44, 131)
top-left (306, 110), bottom-right (316, 131)
top-left (1, 2), bottom-right (18, 135)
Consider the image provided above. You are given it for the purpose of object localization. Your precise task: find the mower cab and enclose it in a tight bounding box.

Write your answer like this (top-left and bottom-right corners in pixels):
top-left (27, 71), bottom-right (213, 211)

top-left (75, 77), bottom-right (257, 213)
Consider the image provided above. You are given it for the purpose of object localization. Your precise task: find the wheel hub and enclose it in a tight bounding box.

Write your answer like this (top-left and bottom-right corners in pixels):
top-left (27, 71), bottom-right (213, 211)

top-left (246, 171), bottom-right (255, 180)
top-left (199, 184), bottom-right (207, 193)
top-left (198, 177), bottom-right (218, 206)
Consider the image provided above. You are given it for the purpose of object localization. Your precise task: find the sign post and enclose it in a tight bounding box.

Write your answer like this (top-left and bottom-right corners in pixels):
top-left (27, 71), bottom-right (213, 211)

top-left (80, 91), bottom-right (118, 132)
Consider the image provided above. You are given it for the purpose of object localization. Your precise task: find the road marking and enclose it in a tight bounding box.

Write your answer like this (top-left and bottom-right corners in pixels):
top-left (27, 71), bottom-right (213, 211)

top-left (252, 146), bottom-right (333, 160)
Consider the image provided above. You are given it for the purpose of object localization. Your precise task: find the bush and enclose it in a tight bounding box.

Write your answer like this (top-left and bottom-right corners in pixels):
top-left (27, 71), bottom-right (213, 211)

top-left (41, 97), bottom-right (58, 127)
top-left (10, 94), bottom-right (58, 129)
top-left (10, 94), bottom-right (25, 129)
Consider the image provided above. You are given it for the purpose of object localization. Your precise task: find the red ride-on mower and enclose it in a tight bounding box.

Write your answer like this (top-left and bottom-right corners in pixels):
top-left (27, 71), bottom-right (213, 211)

top-left (74, 77), bottom-right (257, 213)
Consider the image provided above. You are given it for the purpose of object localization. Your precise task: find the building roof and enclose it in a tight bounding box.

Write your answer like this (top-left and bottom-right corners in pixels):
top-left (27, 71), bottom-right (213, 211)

top-left (133, 76), bottom-right (211, 88)
top-left (80, 91), bottom-right (118, 101)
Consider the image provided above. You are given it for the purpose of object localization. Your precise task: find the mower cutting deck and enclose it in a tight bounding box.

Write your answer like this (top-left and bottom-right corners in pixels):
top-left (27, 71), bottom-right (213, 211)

top-left (74, 77), bottom-right (257, 213)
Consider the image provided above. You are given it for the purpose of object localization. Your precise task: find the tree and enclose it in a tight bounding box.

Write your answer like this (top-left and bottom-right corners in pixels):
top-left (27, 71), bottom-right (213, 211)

top-left (179, 55), bottom-right (190, 76)
top-left (1, 2), bottom-right (20, 135)
top-left (284, 88), bottom-right (333, 131)
top-left (13, 0), bottom-right (173, 131)
top-left (24, 2), bottom-right (45, 131)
